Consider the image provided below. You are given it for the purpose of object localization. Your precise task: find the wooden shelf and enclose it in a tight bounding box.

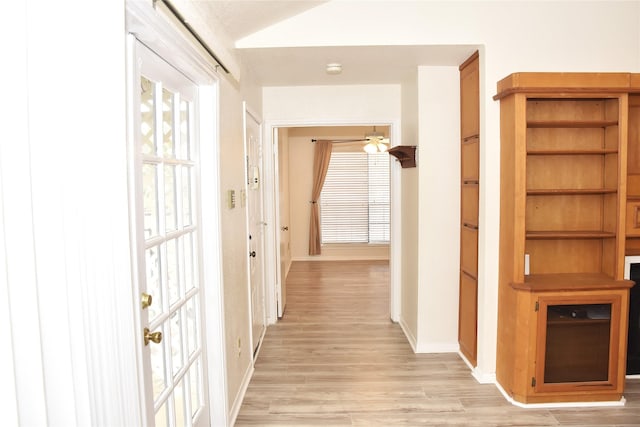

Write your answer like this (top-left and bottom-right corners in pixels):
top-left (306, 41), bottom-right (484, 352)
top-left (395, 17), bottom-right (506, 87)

top-left (526, 230), bottom-right (616, 239)
top-left (527, 188), bottom-right (617, 195)
top-left (388, 145), bottom-right (417, 168)
top-left (527, 120), bottom-right (618, 128)
top-left (511, 273), bottom-right (633, 292)
top-left (527, 149), bottom-right (618, 155)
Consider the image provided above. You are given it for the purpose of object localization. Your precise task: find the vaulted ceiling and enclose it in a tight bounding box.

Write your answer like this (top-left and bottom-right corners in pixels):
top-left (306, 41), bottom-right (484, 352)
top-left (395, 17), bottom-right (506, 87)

top-left (193, 0), bottom-right (328, 41)
top-left (190, 0), bottom-right (477, 86)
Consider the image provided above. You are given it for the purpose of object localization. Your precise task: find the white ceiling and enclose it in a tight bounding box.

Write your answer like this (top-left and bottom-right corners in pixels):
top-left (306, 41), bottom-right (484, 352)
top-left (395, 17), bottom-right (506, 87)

top-left (192, 1), bottom-right (477, 86)
top-left (238, 45), bottom-right (478, 86)
top-left (195, 0), bottom-right (328, 41)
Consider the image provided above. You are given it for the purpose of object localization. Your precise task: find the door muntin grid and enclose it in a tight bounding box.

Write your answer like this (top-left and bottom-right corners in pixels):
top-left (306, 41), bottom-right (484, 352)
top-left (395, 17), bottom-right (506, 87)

top-left (139, 73), bottom-right (205, 427)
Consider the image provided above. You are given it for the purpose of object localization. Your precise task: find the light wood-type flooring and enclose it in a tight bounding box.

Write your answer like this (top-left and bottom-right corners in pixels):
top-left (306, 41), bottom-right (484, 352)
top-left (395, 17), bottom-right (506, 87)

top-left (235, 260), bottom-right (640, 426)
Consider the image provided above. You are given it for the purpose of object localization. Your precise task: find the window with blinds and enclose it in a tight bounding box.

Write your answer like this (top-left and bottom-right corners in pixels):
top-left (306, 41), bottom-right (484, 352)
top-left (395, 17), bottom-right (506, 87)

top-left (320, 151), bottom-right (390, 244)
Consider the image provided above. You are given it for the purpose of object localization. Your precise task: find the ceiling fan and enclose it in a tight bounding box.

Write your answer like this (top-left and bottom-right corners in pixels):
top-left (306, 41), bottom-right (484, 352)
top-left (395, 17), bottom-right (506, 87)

top-left (311, 127), bottom-right (390, 153)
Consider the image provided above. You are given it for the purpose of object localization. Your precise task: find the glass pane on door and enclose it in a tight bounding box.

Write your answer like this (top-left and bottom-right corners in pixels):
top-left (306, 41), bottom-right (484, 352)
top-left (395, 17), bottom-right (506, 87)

top-left (137, 69), bottom-right (205, 426)
top-left (544, 303), bottom-right (611, 383)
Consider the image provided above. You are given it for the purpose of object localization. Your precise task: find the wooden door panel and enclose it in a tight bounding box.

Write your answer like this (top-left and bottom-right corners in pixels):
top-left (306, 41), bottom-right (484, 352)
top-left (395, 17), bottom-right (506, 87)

top-left (461, 226), bottom-right (479, 275)
top-left (461, 139), bottom-right (479, 182)
top-left (460, 54), bottom-right (480, 139)
top-left (461, 184), bottom-right (479, 227)
top-left (627, 201), bottom-right (640, 236)
top-left (459, 51), bottom-right (479, 367)
top-left (459, 272), bottom-right (478, 364)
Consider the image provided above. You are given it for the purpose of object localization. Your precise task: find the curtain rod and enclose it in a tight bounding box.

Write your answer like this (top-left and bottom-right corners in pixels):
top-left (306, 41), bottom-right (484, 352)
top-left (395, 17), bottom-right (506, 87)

top-left (153, 0), bottom-right (230, 74)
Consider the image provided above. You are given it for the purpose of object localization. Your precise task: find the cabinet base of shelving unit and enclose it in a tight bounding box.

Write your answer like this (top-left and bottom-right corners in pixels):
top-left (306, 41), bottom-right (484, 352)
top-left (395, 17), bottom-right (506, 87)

top-left (494, 381), bottom-right (626, 408)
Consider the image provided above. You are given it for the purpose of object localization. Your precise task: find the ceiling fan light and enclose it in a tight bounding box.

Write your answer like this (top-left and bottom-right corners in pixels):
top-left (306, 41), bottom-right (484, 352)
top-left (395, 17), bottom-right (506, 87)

top-left (377, 142), bottom-right (388, 152)
top-left (363, 142), bottom-right (378, 154)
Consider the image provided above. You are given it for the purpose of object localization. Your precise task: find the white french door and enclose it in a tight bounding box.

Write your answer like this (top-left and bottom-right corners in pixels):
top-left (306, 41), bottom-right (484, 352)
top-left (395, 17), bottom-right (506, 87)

top-left (130, 40), bottom-right (209, 427)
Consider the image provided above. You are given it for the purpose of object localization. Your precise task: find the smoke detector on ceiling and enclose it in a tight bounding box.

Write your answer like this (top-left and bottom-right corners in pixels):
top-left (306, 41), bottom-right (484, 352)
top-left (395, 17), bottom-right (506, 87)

top-left (326, 63), bottom-right (342, 75)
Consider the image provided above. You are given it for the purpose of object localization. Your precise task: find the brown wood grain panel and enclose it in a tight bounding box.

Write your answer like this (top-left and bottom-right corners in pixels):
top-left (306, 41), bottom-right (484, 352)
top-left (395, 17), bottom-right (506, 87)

top-left (458, 51), bottom-right (480, 368)
top-left (458, 272), bottom-right (477, 365)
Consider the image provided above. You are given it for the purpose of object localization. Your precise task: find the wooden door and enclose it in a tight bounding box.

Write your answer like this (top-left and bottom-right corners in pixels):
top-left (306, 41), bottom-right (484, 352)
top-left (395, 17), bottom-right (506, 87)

top-left (458, 51), bottom-right (480, 366)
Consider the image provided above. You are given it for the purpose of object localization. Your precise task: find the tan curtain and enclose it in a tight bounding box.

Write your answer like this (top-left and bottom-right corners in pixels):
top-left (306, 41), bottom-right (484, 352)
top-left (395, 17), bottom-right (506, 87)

top-left (309, 141), bottom-right (333, 255)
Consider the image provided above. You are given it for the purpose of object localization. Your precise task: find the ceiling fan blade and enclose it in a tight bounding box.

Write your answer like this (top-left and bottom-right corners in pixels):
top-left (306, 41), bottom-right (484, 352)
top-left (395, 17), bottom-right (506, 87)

top-left (365, 136), bottom-right (390, 144)
top-left (312, 138), bottom-right (367, 143)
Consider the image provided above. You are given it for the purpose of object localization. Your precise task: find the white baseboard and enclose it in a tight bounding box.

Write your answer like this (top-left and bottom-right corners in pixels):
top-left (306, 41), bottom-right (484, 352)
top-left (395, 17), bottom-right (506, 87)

top-left (472, 368), bottom-right (496, 384)
top-left (494, 380), bottom-right (626, 408)
top-left (397, 320), bottom-right (458, 354)
top-left (291, 255), bottom-right (390, 261)
top-left (398, 317), bottom-right (417, 353)
top-left (228, 362), bottom-right (254, 426)
top-left (456, 351), bottom-right (496, 384)
top-left (627, 374), bottom-right (640, 379)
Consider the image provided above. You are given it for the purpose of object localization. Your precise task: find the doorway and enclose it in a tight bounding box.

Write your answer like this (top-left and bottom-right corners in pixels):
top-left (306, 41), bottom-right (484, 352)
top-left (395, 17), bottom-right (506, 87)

top-left (266, 124), bottom-right (400, 323)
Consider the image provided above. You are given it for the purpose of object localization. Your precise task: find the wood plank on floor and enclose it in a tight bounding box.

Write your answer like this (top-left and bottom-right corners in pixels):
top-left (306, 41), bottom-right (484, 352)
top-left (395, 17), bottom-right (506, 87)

top-left (235, 260), bottom-right (640, 426)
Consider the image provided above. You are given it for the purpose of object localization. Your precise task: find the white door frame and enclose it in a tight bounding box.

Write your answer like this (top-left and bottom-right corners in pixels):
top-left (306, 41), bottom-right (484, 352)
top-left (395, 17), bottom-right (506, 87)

top-left (126, 2), bottom-right (228, 425)
top-left (262, 119), bottom-right (402, 325)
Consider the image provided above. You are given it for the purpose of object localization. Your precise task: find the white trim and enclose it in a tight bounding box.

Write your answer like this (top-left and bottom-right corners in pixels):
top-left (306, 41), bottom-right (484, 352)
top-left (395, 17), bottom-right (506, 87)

top-left (263, 120), bottom-right (279, 324)
top-left (472, 369), bottom-right (496, 385)
top-left (126, 1), bottom-right (219, 86)
top-left (228, 363), bottom-right (255, 427)
top-left (243, 102), bottom-right (269, 348)
top-left (494, 381), bottom-right (626, 408)
top-left (390, 152), bottom-right (402, 322)
top-left (272, 127), bottom-right (284, 318)
top-left (627, 374), bottom-right (640, 379)
top-left (624, 256), bottom-right (640, 380)
top-left (458, 350), bottom-right (496, 385)
top-left (399, 317), bottom-right (418, 353)
top-left (263, 118), bottom-right (402, 326)
top-left (292, 255), bottom-right (389, 262)
top-left (624, 255), bottom-right (640, 280)
top-left (200, 84), bottom-right (230, 426)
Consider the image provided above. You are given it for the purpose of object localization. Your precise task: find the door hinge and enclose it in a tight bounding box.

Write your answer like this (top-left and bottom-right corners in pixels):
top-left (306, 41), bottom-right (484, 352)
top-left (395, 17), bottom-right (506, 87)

top-left (535, 301), bottom-right (539, 312)
top-left (531, 377), bottom-right (536, 387)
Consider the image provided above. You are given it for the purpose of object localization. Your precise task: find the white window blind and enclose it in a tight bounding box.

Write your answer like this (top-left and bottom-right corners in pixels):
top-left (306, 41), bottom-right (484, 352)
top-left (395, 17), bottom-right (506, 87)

top-left (320, 151), bottom-right (390, 244)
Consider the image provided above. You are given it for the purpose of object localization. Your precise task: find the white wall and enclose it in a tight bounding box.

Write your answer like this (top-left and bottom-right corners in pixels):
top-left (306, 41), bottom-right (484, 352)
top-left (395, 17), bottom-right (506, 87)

top-left (263, 84), bottom-right (402, 124)
top-left (244, 0), bottom-right (640, 379)
top-left (172, 1), bottom-right (265, 418)
top-left (399, 69), bottom-right (419, 346)
top-left (218, 76), bottom-right (254, 416)
top-left (416, 66), bottom-right (461, 352)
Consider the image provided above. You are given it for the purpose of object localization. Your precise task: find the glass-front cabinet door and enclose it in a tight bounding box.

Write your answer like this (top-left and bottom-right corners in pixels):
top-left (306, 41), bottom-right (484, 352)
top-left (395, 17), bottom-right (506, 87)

top-left (534, 294), bottom-right (624, 393)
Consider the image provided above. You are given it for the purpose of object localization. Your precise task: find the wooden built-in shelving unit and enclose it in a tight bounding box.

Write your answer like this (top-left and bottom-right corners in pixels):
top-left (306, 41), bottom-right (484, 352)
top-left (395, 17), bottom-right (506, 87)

top-left (495, 73), bottom-right (636, 404)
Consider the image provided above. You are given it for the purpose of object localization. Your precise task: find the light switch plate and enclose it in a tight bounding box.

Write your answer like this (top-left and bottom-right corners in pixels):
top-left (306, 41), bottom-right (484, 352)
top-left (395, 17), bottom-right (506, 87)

top-left (227, 190), bottom-right (236, 209)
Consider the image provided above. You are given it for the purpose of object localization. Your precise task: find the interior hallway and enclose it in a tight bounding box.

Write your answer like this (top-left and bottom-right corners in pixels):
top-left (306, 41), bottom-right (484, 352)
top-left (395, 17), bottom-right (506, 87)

top-left (235, 261), bottom-right (640, 426)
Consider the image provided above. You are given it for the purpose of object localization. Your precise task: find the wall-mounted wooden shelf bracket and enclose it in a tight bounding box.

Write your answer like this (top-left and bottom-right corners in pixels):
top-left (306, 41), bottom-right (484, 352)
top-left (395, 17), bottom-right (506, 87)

top-left (388, 145), bottom-right (417, 168)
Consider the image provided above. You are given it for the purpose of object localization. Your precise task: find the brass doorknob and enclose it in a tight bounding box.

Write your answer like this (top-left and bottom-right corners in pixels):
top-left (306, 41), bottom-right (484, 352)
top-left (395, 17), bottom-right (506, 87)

top-left (144, 327), bottom-right (162, 346)
top-left (141, 293), bottom-right (153, 309)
